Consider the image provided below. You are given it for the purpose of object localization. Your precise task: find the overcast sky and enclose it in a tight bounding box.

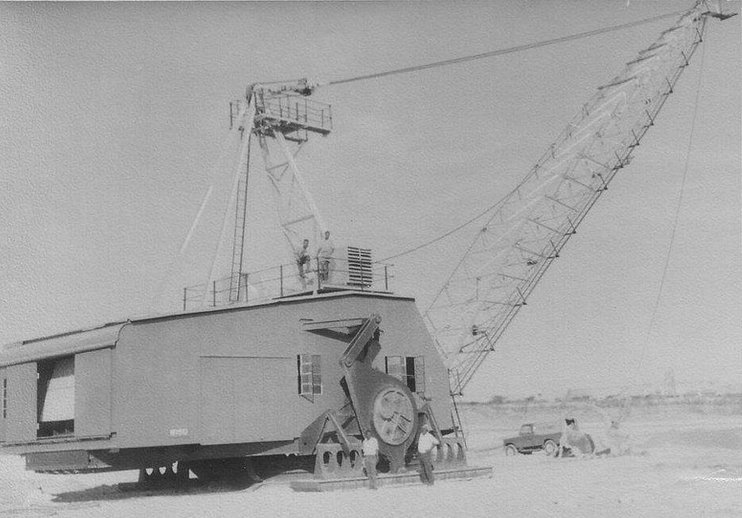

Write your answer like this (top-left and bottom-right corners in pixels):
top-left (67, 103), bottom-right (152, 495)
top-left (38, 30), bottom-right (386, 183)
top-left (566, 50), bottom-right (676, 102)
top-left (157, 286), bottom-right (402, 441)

top-left (1, 1), bottom-right (739, 400)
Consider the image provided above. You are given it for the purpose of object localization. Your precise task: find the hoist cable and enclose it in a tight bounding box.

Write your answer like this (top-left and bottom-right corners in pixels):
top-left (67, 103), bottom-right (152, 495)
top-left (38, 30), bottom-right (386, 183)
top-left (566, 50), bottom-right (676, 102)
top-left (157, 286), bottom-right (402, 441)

top-left (633, 22), bottom-right (708, 385)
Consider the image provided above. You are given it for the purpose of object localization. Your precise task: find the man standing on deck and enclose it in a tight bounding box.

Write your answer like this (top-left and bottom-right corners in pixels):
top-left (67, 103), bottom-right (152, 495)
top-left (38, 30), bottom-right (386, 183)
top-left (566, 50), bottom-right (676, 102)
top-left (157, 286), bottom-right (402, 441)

top-left (296, 239), bottom-right (311, 288)
top-left (417, 424), bottom-right (440, 486)
top-left (317, 230), bottom-right (335, 282)
top-left (362, 429), bottom-right (379, 490)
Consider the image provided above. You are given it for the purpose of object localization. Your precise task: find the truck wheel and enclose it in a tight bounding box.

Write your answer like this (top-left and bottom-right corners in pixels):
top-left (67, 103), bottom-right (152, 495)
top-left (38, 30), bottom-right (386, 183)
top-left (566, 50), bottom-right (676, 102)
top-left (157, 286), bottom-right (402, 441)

top-left (543, 439), bottom-right (557, 457)
top-left (505, 444), bottom-right (518, 456)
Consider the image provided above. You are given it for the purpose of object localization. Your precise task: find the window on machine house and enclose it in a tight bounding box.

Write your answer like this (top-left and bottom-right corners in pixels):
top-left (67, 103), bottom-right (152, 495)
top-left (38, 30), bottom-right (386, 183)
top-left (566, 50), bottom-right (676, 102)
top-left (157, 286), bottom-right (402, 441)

top-left (385, 356), bottom-right (425, 394)
top-left (297, 354), bottom-right (322, 400)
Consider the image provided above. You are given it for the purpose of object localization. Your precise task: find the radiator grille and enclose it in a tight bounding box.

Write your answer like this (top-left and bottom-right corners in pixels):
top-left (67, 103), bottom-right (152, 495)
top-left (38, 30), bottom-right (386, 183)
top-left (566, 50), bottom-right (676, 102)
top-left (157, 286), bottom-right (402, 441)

top-left (346, 247), bottom-right (372, 287)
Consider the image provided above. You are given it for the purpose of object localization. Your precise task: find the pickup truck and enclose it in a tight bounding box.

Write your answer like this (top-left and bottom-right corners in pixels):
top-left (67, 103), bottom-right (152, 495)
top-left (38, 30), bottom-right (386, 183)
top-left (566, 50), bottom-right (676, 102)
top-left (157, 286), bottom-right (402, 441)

top-left (503, 423), bottom-right (561, 456)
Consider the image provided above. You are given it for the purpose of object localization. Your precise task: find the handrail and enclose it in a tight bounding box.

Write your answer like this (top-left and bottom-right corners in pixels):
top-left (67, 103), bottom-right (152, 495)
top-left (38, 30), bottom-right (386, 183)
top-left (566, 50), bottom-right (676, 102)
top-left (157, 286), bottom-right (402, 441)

top-left (182, 256), bottom-right (394, 311)
top-left (257, 93), bottom-right (333, 131)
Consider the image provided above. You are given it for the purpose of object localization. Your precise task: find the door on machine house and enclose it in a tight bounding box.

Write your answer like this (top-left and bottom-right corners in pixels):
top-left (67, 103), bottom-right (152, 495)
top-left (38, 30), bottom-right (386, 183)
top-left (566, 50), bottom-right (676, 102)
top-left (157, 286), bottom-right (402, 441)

top-left (74, 348), bottom-right (112, 438)
top-left (0, 349), bottom-right (113, 445)
top-left (3, 362), bottom-right (37, 443)
top-left (199, 356), bottom-right (296, 444)
top-left (35, 350), bottom-right (113, 440)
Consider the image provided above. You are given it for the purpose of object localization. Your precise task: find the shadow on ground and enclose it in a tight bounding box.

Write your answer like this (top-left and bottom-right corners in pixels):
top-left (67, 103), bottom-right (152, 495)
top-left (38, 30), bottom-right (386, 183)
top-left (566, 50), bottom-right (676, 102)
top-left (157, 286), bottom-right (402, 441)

top-left (50, 477), bottom-right (260, 503)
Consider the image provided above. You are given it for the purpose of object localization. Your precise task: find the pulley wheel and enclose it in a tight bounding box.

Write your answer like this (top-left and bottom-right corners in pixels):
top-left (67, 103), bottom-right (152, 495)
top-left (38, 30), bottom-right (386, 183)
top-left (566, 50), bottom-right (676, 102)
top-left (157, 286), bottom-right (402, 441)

top-left (372, 386), bottom-right (415, 445)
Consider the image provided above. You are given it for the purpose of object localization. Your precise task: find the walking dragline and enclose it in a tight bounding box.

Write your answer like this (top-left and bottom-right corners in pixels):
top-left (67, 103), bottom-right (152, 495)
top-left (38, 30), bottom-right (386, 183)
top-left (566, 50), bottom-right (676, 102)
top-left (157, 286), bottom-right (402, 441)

top-left (0, 1), bottom-right (733, 490)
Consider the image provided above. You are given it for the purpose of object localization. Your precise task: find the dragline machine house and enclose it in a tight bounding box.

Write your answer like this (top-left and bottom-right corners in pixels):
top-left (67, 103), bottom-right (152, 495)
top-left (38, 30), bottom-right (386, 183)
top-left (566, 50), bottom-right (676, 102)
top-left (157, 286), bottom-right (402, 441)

top-left (0, 294), bottom-right (464, 482)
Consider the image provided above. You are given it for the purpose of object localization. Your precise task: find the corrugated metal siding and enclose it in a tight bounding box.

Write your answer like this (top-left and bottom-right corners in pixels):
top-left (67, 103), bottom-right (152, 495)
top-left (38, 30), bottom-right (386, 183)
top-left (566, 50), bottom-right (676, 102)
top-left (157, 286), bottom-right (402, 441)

top-left (0, 323), bottom-right (126, 368)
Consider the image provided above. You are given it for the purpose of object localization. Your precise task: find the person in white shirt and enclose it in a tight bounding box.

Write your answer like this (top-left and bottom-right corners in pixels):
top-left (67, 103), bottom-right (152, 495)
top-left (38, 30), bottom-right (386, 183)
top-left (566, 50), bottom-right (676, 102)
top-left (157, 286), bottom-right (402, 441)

top-left (417, 424), bottom-right (440, 485)
top-left (558, 418), bottom-right (594, 457)
top-left (362, 429), bottom-right (379, 490)
top-left (317, 231), bottom-right (335, 282)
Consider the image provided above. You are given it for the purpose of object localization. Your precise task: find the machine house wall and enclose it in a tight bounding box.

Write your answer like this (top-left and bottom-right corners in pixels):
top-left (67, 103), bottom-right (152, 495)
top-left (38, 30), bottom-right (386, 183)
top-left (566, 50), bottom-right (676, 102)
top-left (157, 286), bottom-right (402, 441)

top-left (109, 293), bottom-right (452, 451)
top-left (0, 292), bottom-right (452, 458)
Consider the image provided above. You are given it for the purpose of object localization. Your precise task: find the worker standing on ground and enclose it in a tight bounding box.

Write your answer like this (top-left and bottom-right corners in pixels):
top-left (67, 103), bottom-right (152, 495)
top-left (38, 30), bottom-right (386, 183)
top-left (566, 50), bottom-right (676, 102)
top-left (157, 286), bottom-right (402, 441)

top-left (558, 418), bottom-right (594, 458)
top-left (417, 424), bottom-right (440, 486)
top-left (317, 230), bottom-right (335, 282)
top-left (591, 402), bottom-right (631, 456)
top-left (558, 418), bottom-right (581, 457)
top-left (605, 419), bottom-right (631, 456)
top-left (296, 239), bottom-right (311, 287)
top-left (362, 429), bottom-right (379, 490)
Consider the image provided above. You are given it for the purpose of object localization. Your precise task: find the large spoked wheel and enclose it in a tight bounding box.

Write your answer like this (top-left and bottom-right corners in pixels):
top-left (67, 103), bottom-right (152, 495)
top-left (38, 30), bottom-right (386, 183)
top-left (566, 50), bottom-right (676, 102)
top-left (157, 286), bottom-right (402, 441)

top-left (372, 386), bottom-right (415, 446)
top-left (505, 444), bottom-right (518, 456)
top-left (543, 439), bottom-right (557, 457)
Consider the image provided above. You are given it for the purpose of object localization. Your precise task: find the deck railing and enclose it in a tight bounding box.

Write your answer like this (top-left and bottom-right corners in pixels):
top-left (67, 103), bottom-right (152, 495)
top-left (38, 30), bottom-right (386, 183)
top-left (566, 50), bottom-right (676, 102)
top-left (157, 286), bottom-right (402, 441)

top-left (259, 94), bottom-right (333, 133)
top-left (182, 256), bottom-right (393, 311)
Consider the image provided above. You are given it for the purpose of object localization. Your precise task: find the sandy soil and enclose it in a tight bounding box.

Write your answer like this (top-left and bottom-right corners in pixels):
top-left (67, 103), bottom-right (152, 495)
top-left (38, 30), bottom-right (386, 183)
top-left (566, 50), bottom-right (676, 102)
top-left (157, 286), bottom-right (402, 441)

top-left (1, 402), bottom-right (740, 518)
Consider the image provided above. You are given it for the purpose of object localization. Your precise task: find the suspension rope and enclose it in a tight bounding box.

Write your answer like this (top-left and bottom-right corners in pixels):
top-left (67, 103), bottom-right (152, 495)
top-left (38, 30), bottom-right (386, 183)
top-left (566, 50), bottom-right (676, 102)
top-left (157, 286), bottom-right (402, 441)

top-left (378, 202), bottom-right (499, 262)
top-left (368, 8), bottom-right (691, 264)
top-left (633, 23), bottom-right (708, 385)
top-left (377, 155), bottom-right (547, 263)
top-left (327, 9), bottom-right (686, 87)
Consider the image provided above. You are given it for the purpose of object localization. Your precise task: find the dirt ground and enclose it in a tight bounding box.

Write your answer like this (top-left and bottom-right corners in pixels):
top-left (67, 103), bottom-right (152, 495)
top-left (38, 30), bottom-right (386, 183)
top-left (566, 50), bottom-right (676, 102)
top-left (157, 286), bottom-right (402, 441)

top-left (1, 401), bottom-right (740, 517)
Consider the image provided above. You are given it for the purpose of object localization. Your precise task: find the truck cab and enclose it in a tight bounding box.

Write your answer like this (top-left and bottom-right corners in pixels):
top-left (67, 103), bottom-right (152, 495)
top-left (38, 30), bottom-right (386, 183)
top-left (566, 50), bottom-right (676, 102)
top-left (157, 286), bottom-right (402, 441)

top-left (503, 422), bottom-right (561, 456)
